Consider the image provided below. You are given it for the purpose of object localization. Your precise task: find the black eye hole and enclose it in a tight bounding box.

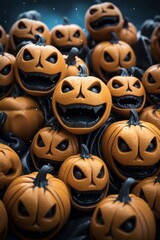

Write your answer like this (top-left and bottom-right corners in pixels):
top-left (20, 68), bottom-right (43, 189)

top-left (120, 216), bottom-right (136, 232)
top-left (45, 205), bottom-right (56, 218)
top-left (112, 80), bottom-right (123, 88)
top-left (18, 21), bottom-right (26, 29)
top-left (73, 166), bottom-right (86, 180)
top-left (139, 189), bottom-right (148, 202)
top-left (37, 135), bottom-right (45, 147)
top-left (0, 30), bottom-right (2, 38)
top-left (133, 81), bottom-right (141, 88)
top-left (62, 82), bottom-right (73, 93)
top-left (23, 49), bottom-right (34, 61)
top-left (97, 166), bottom-right (105, 179)
top-left (147, 73), bottom-right (156, 84)
top-left (88, 84), bottom-right (101, 93)
top-left (36, 26), bottom-right (44, 33)
top-left (55, 30), bottom-right (64, 38)
top-left (104, 52), bottom-right (114, 62)
top-left (107, 4), bottom-right (114, 9)
top-left (124, 52), bottom-right (131, 62)
top-left (146, 137), bottom-right (157, 152)
top-left (56, 140), bottom-right (69, 151)
top-left (96, 209), bottom-right (104, 225)
top-left (46, 53), bottom-right (58, 64)
top-left (73, 30), bottom-right (80, 38)
top-left (90, 8), bottom-right (98, 15)
top-left (0, 64), bottom-right (11, 75)
top-left (18, 200), bottom-right (30, 217)
top-left (118, 137), bottom-right (131, 152)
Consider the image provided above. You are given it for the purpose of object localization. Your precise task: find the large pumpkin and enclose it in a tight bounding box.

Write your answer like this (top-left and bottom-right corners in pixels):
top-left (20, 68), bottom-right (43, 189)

top-left (150, 24), bottom-right (160, 63)
top-left (0, 200), bottom-right (8, 240)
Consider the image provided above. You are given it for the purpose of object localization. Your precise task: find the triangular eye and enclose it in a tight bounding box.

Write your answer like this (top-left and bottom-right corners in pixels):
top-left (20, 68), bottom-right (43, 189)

top-left (104, 51), bottom-right (114, 62)
top-left (0, 30), bottom-right (2, 38)
top-left (88, 84), bottom-right (101, 93)
top-left (124, 52), bottom-right (131, 62)
top-left (90, 8), bottom-right (98, 15)
top-left (73, 30), bottom-right (80, 38)
top-left (147, 73), bottom-right (156, 84)
top-left (46, 53), bottom-right (57, 64)
top-left (23, 49), bottom-right (34, 61)
top-left (119, 216), bottom-right (136, 232)
top-left (118, 137), bottom-right (131, 152)
top-left (133, 81), bottom-right (140, 88)
top-left (73, 166), bottom-right (86, 179)
top-left (96, 209), bottom-right (104, 225)
top-left (62, 82), bottom-right (73, 93)
top-left (0, 64), bottom-right (11, 75)
top-left (56, 30), bottom-right (64, 38)
top-left (145, 137), bottom-right (157, 152)
top-left (45, 205), bottom-right (56, 218)
top-left (37, 135), bottom-right (45, 147)
top-left (97, 166), bottom-right (104, 179)
top-left (36, 26), bottom-right (44, 33)
top-left (112, 80), bottom-right (123, 88)
top-left (56, 140), bottom-right (69, 151)
top-left (18, 21), bottom-right (26, 29)
top-left (18, 200), bottom-right (30, 217)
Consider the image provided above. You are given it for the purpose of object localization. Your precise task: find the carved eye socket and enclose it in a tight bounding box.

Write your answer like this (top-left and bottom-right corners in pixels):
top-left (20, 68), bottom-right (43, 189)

top-left (104, 52), bottom-right (114, 62)
top-left (73, 30), bottom-right (80, 38)
top-left (18, 200), bottom-right (30, 217)
top-left (46, 53), bottom-right (57, 64)
top-left (118, 137), bottom-right (131, 152)
top-left (96, 209), bottom-right (104, 225)
top-left (56, 30), bottom-right (64, 38)
top-left (107, 4), bottom-right (114, 9)
top-left (0, 64), bottom-right (11, 75)
top-left (23, 49), bottom-right (33, 61)
top-left (0, 30), bottom-right (2, 38)
top-left (36, 26), bottom-right (44, 33)
top-left (88, 84), bottom-right (101, 93)
top-left (37, 135), bottom-right (45, 147)
top-left (112, 81), bottom-right (123, 88)
top-left (146, 137), bottom-right (157, 152)
top-left (133, 81), bottom-right (141, 88)
top-left (124, 52), bottom-right (131, 62)
top-left (45, 205), bottom-right (56, 218)
top-left (97, 166), bottom-right (105, 178)
top-left (56, 140), bottom-right (69, 151)
top-left (73, 166), bottom-right (86, 180)
top-left (120, 216), bottom-right (136, 232)
top-left (90, 8), bottom-right (98, 15)
top-left (18, 21), bottom-right (26, 29)
top-left (62, 82), bottom-right (73, 93)
top-left (147, 73), bottom-right (156, 84)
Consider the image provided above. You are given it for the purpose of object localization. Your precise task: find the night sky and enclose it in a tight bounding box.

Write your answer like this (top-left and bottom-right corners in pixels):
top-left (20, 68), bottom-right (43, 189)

top-left (0, 0), bottom-right (159, 34)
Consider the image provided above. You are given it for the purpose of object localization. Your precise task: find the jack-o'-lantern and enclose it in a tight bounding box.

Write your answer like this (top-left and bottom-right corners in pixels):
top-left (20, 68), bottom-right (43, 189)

top-left (50, 17), bottom-right (87, 55)
top-left (14, 35), bottom-right (67, 96)
top-left (8, 18), bottom-right (51, 54)
top-left (117, 17), bottom-right (138, 46)
top-left (31, 123), bottom-right (79, 176)
top-left (0, 44), bottom-right (16, 100)
top-left (90, 34), bottom-right (136, 83)
top-left (63, 47), bottom-right (89, 77)
top-left (150, 24), bottom-right (160, 63)
top-left (0, 25), bottom-right (8, 52)
top-left (0, 200), bottom-right (8, 240)
top-left (132, 173), bottom-right (160, 220)
top-left (140, 15), bottom-right (160, 38)
top-left (0, 96), bottom-right (44, 143)
top-left (142, 64), bottom-right (160, 104)
top-left (85, 1), bottom-right (123, 42)
top-left (101, 109), bottom-right (160, 181)
top-left (0, 143), bottom-right (22, 191)
top-left (58, 144), bottom-right (109, 211)
top-left (90, 177), bottom-right (156, 240)
top-left (107, 74), bottom-right (146, 117)
top-left (3, 165), bottom-right (71, 240)
top-left (52, 65), bottom-right (112, 135)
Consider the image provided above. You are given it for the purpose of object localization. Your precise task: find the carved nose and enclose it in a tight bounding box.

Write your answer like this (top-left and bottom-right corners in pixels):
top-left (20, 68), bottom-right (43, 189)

top-left (76, 86), bottom-right (85, 98)
top-left (36, 59), bottom-right (43, 68)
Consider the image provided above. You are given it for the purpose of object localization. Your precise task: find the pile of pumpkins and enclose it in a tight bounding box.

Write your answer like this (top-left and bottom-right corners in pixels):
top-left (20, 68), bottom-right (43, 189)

top-left (0, 1), bottom-right (160, 239)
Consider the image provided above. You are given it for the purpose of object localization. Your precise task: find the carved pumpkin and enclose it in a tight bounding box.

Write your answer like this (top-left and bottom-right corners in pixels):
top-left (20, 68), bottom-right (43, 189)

top-left (0, 96), bottom-right (44, 143)
top-left (8, 18), bottom-right (51, 54)
top-left (90, 34), bottom-right (136, 83)
top-left (101, 109), bottom-right (160, 181)
top-left (0, 44), bottom-right (15, 100)
top-left (52, 65), bottom-right (112, 135)
top-left (85, 1), bottom-right (123, 42)
top-left (50, 17), bottom-right (87, 55)
top-left (0, 200), bottom-right (8, 240)
top-left (0, 143), bottom-right (22, 191)
top-left (58, 144), bottom-right (109, 211)
top-left (107, 74), bottom-right (146, 117)
top-left (132, 173), bottom-right (160, 220)
top-left (30, 123), bottom-right (79, 176)
top-left (3, 165), bottom-right (71, 240)
top-left (14, 35), bottom-right (67, 96)
top-left (0, 25), bottom-right (8, 52)
top-left (90, 178), bottom-right (156, 240)
top-left (150, 24), bottom-right (160, 63)
top-left (142, 63), bottom-right (160, 104)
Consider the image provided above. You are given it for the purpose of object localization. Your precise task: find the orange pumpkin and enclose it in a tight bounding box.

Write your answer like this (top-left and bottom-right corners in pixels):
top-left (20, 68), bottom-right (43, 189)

top-left (0, 200), bottom-right (8, 240)
top-left (0, 25), bottom-right (8, 52)
top-left (150, 24), bottom-right (160, 63)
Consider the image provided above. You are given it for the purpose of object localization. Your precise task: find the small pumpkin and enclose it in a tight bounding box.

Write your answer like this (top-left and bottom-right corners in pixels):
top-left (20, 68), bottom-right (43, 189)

top-left (0, 25), bottom-right (8, 52)
top-left (90, 177), bottom-right (156, 240)
top-left (58, 144), bottom-right (109, 211)
top-left (3, 165), bottom-right (71, 240)
top-left (150, 24), bottom-right (160, 63)
top-left (0, 200), bottom-right (8, 240)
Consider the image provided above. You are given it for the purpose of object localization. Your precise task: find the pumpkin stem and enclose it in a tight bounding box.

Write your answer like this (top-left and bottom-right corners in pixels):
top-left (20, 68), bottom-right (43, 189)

top-left (110, 32), bottom-right (119, 44)
top-left (95, 0), bottom-right (102, 4)
top-left (34, 165), bottom-right (53, 188)
top-left (66, 47), bottom-right (79, 66)
top-left (116, 177), bottom-right (136, 203)
top-left (120, 68), bottom-right (129, 76)
top-left (155, 173), bottom-right (160, 183)
top-left (0, 43), bottom-right (4, 56)
top-left (78, 64), bottom-right (88, 77)
top-left (123, 17), bottom-right (130, 29)
top-left (34, 34), bottom-right (46, 45)
top-left (127, 109), bottom-right (141, 126)
top-left (63, 16), bottom-right (69, 25)
top-left (80, 144), bottom-right (91, 159)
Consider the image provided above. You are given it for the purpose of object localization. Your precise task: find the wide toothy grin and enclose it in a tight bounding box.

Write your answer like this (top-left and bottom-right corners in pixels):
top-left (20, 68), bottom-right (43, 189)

top-left (18, 69), bottom-right (61, 91)
top-left (56, 103), bottom-right (106, 128)
top-left (13, 36), bottom-right (35, 47)
top-left (90, 16), bottom-right (120, 30)
top-left (112, 96), bottom-right (144, 109)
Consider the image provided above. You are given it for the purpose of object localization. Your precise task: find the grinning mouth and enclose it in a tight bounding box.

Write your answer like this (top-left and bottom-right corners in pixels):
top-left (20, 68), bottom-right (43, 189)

top-left (0, 84), bottom-right (12, 98)
top-left (115, 160), bottom-right (160, 180)
top-left (56, 103), bottom-right (106, 128)
top-left (13, 35), bottom-right (35, 47)
top-left (57, 44), bottom-right (84, 55)
top-left (90, 16), bottom-right (120, 30)
top-left (112, 96), bottom-right (144, 109)
top-left (18, 69), bottom-right (61, 91)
